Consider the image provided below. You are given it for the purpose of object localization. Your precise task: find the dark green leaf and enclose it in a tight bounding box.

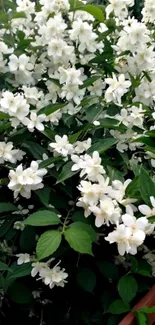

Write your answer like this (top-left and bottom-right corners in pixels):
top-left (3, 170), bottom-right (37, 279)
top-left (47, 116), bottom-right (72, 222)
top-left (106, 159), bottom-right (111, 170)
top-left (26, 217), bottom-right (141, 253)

top-left (88, 138), bottom-right (117, 154)
top-left (22, 141), bottom-right (46, 159)
top-left (77, 268), bottom-right (96, 292)
top-left (8, 281), bottom-right (33, 304)
top-left (126, 176), bottom-right (141, 199)
top-left (0, 203), bottom-right (16, 213)
top-left (80, 76), bottom-right (101, 89)
top-left (140, 168), bottom-right (155, 205)
top-left (0, 261), bottom-right (12, 272)
top-left (7, 263), bottom-right (32, 282)
top-left (97, 261), bottom-right (119, 281)
top-left (107, 300), bottom-right (130, 314)
top-left (56, 161), bottom-right (78, 184)
top-left (85, 104), bottom-right (102, 123)
top-left (19, 227), bottom-right (36, 253)
top-left (38, 103), bottom-right (66, 116)
top-left (35, 186), bottom-right (51, 207)
top-left (0, 219), bottom-right (14, 238)
top-left (69, 130), bottom-right (83, 144)
top-left (118, 275), bottom-right (138, 303)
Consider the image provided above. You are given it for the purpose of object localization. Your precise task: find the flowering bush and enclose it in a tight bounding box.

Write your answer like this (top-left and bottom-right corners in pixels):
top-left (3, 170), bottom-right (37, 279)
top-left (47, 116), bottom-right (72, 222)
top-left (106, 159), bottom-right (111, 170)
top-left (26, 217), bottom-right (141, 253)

top-left (1, 0), bottom-right (155, 324)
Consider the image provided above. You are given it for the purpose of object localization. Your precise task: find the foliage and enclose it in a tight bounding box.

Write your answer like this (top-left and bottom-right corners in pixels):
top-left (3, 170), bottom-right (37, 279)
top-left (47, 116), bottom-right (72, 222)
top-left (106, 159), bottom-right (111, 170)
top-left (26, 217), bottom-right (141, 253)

top-left (0, 0), bottom-right (155, 324)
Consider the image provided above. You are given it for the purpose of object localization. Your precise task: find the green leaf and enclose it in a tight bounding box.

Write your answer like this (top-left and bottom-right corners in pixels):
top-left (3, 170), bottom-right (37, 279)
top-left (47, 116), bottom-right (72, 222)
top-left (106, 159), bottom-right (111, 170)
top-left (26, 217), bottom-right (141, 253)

top-left (129, 256), bottom-right (138, 273)
top-left (107, 166), bottom-right (124, 182)
top-left (22, 141), bottom-right (46, 159)
top-left (39, 157), bottom-right (59, 168)
top-left (56, 161), bottom-right (78, 184)
top-left (80, 76), bottom-right (100, 89)
top-left (77, 268), bottom-right (96, 292)
top-left (69, 0), bottom-right (84, 9)
top-left (136, 260), bottom-right (151, 277)
top-left (135, 311), bottom-right (149, 325)
top-left (107, 315), bottom-right (120, 325)
top-left (38, 102), bottom-right (66, 116)
top-left (118, 275), bottom-right (138, 303)
top-left (35, 186), bottom-right (51, 207)
top-left (97, 261), bottom-right (119, 281)
top-left (69, 130), bottom-right (83, 144)
top-left (36, 230), bottom-right (62, 260)
top-left (0, 261), bottom-right (12, 272)
top-left (7, 263), bottom-right (32, 282)
top-left (107, 299), bottom-right (130, 314)
top-left (19, 227), bottom-right (36, 253)
top-left (85, 104), bottom-right (102, 123)
top-left (64, 224), bottom-right (93, 255)
top-left (0, 219), bottom-right (14, 238)
top-left (70, 222), bottom-right (97, 242)
top-left (140, 168), bottom-right (155, 205)
top-left (0, 203), bottom-right (17, 213)
top-left (88, 138), bottom-right (117, 154)
top-left (74, 4), bottom-right (105, 22)
top-left (125, 176), bottom-right (141, 199)
top-left (8, 281), bottom-right (33, 304)
top-left (139, 306), bottom-right (155, 314)
top-left (24, 210), bottom-right (61, 226)
top-left (10, 11), bottom-right (27, 19)
top-left (99, 118), bottom-right (120, 129)
top-left (0, 12), bottom-right (9, 23)
top-left (147, 215), bottom-right (155, 223)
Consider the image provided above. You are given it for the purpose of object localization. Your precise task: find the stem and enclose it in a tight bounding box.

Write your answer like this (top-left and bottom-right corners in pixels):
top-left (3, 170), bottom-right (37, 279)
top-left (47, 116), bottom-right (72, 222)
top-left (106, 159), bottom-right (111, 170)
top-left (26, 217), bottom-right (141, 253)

top-left (62, 211), bottom-right (70, 234)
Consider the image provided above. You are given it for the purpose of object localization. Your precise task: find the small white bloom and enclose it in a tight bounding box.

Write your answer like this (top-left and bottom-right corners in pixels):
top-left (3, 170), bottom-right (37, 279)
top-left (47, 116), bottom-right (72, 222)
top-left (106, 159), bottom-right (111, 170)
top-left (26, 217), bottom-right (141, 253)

top-left (105, 224), bottom-right (132, 256)
top-left (16, 253), bottom-right (31, 265)
top-left (139, 197), bottom-right (155, 218)
top-left (14, 221), bottom-right (25, 231)
top-left (49, 135), bottom-right (74, 157)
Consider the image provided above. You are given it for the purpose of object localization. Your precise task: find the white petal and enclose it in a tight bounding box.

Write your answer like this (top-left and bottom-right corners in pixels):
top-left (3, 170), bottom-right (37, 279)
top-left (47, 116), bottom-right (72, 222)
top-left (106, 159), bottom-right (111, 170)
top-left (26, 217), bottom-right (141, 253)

top-left (122, 214), bottom-right (134, 227)
top-left (138, 205), bottom-right (151, 216)
top-left (118, 243), bottom-right (126, 256)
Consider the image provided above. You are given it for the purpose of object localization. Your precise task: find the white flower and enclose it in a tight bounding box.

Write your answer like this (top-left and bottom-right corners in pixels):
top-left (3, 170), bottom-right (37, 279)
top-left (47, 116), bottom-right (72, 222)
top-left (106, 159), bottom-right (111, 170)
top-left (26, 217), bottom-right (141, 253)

top-left (16, 253), bottom-right (31, 265)
top-left (93, 121), bottom-right (100, 126)
top-left (32, 260), bottom-right (68, 289)
top-left (90, 198), bottom-right (121, 227)
top-left (8, 54), bottom-right (34, 73)
top-left (139, 197), bottom-right (155, 218)
top-left (31, 262), bottom-right (48, 277)
top-left (78, 180), bottom-right (100, 206)
top-left (24, 111), bottom-right (46, 132)
top-left (105, 74), bottom-right (131, 105)
top-left (108, 179), bottom-right (136, 206)
top-left (74, 138), bottom-right (91, 154)
top-left (14, 221), bottom-right (25, 231)
top-left (8, 161), bottom-right (47, 198)
top-left (49, 135), bottom-right (74, 157)
top-left (128, 231), bottom-right (146, 255)
top-left (71, 151), bottom-right (105, 182)
top-left (105, 224), bottom-right (132, 256)
top-left (0, 141), bottom-right (25, 164)
top-left (0, 91), bottom-right (30, 127)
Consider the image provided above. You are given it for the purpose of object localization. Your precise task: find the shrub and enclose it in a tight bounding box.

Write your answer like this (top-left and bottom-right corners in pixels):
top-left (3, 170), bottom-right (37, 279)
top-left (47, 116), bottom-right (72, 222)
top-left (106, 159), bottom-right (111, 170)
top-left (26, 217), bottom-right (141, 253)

top-left (0, 0), bottom-right (155, 324)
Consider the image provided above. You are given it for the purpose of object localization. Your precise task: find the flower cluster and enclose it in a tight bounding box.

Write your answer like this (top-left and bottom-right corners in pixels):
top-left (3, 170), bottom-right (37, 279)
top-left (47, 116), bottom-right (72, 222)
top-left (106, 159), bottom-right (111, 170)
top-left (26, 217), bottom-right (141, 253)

top-left (8, 161), bottom-right (47, 198)
top-left (1, 0), bottom-right (155, 311)
top-left (31, 260), bottom-right (68, 289)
